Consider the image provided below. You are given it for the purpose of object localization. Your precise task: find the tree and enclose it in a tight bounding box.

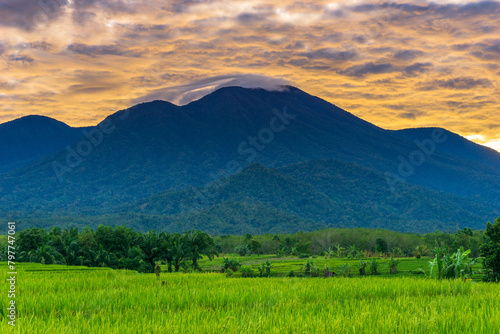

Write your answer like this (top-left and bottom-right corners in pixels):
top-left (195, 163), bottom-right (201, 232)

top-left (17, 227), bottom-right (48, 257)
top-left (235, 244), bottom-right (250, 257)
top-left (347, 245), bottom-right (358, 258)
top-left (414, 245), bottom-right (428, 259)
top-left (258, 260), bottom-right (273, 277)
top-left (183, 229), bottom-right (217, 270)
top-left (335, 244), bottom-right (345, 258)
top-left (136, 230), bottom-right (161, 273)
top-left (27, 244), bottom-right (63, 264)
top-left (248, 239), bottom-right (262, 255)
top-left (160, 232), bottom-right (187, 272)
top-left (480, 217), bottom-right (500, 282)
top-left (375, 238), bottom-right (388, 254)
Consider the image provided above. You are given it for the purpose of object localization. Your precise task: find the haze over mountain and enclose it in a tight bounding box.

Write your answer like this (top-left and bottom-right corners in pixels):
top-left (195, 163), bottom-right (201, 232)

top-left (1, 86), bottom-right (499, 233)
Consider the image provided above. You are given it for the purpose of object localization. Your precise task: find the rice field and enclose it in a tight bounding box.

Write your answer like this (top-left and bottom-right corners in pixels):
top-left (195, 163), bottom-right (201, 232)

top-left (1, 261), bottom-right (500, 333)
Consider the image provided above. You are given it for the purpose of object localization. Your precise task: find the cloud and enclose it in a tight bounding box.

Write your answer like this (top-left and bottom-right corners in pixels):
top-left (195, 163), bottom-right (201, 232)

top-left (67, 43), bottom-right (143, 57)
top-left (302, 48), bottom-right (358, 62)
top-left (420, 77), bottom-right (492, 90)
top-left (394, 49), bottom-right (425, 61)
top-left (338, 62), bottom-right (397, 77)
top-left (0, 0), bottom-right (69, 31)
top-left (135, 74), bottom-right (291, 105)
top-left (469, 39), bottom-right (500, 60)
top-left (404, 62), bottom-right (433, 75)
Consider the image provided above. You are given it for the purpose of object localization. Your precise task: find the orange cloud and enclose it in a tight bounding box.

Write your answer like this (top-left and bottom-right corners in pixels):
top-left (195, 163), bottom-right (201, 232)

top-left (0, 0), bottom-right (499, 151)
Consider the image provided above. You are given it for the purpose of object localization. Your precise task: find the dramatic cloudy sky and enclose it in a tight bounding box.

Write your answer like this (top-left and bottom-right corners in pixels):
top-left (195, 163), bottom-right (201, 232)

top-left (0, 0), bottom-right (499, 151)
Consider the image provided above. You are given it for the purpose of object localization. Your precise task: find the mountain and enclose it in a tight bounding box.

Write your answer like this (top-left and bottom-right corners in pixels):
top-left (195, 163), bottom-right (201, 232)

top-left (392, 128), bottom-right (500, 169)
top-left (0, 86), bottom-right (499, 228)
top-left (123, 161), bottom-right (498, 234)
top-left (0, 115), bottom-right (91, 173)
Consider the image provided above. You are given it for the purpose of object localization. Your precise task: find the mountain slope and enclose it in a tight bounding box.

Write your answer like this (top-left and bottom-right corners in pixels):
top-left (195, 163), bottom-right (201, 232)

top-left (0, 115), bottom-right (91, 173)
top-left (1, 86), bottom-right (500, 216)
top-left (392, 127), bottom-right (500, 169)
top-left (125, 161), bottom-right (498, 233)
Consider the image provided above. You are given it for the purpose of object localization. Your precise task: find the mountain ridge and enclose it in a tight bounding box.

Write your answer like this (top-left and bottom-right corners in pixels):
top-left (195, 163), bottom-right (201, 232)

top-left (1, 85), bottom-right (499, 234)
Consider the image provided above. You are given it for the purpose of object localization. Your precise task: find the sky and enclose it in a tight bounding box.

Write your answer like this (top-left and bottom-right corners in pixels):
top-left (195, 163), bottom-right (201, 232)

top-left (0, 0), bottom-right (499, 151)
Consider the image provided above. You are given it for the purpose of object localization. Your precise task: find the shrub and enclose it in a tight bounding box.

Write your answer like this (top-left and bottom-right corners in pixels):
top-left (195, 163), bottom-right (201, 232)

top-left (338, 264), bottom-right (351, 277)
top-left (370, 258), bottom-right (379, 275)
top-left (226, 269), bottom-right (234, 278)
top-left (389, 257), bottom-right (399, 274)
top-left (303, 259), bottom-right (315, 276)
top-left (414, 245), bottom-right (429, 259)
top-left (235, 245), bottom-right (250, 257)
top-left (359, 260), bottom-right (368, 276)
top-left (240, 266), bottom-right (254, 278)
top-left (222, 258), bottom-right (241, 271)
top-left (258, 260), bottom-right (273, 277)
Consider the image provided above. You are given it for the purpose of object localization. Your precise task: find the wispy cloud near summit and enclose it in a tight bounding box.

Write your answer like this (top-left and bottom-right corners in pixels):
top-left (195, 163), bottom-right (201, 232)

top-left (135, 74), bottom-right (291, 105)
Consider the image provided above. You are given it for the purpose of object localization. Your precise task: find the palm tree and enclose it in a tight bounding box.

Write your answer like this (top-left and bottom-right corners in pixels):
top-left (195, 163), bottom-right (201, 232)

top-left (347, 245), bottom-right (358, 258)
top-left (29, 244), bottom-right (63, 264)
top-left (324, 246), bottom-right (335, 259)
top-left (183, 230), bottom-right (217, 270)
top-left (335, 244), bottom-right (345, 258)
top-left (136, 230), bottom-right (161, 273)
top-left (414, 245), bottom-right (429, 259)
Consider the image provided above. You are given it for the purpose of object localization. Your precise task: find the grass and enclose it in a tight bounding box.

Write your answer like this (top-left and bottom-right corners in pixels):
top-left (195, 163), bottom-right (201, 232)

top-left (0, 259), bottom-right (497, 333)
top-left (196, 254), bottom-right (482, 278)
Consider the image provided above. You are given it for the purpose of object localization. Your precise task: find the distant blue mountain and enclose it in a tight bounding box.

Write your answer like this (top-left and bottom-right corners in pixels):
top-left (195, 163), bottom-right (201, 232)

top-left (0, 115), bottom-right (91, 173)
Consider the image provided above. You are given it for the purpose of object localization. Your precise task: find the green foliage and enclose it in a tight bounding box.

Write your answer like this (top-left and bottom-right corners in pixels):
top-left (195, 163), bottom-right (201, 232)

top-left (370, 258), bottom-right (380, 275)
top-left (347, 245), bottom-right (359, 258)
top-left (359, 260), bottom-right (368, 276)
top-left (248, 239), bottom-right (262, 254)
top-left (429, 247), bottom-right (478, 280)
top-left (240, 266), bottom-right (254, 278)
top-left (389, 257), bottom-right (400, 274)
top-left (413, 245), bottom-right (429, 259)
top-left (222, 258), bottom-right (242, 272)
top-left (480, 217), bottom-right (500, 282)
top-left (258, 260), bottom-right (273, 277)
top-left (376, 238), bottom-right (388, 254)
top-left (235, 244), bottom-right (250, 257)
top-left (303, 259), bottom-right (315, 276)
top-left (13, 226), bottom-right (217, 273)
top-left (338, 264), bottom-right (351, 277)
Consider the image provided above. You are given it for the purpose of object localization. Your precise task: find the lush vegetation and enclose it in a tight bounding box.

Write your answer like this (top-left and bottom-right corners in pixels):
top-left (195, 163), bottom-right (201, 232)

top-left (1, 224), bottom-right (490, 275)
top-left (1, 262), bottom-right (500, 333)
top-left (480, 217), bottom-right (500, 282)
top-left (0, 226), bottom-right (216, 273)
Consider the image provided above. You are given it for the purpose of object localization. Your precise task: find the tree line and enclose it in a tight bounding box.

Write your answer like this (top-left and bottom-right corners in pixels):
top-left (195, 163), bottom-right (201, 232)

top-left (1, 219), bottom-right (499, 281)
top-left (1, 226), bottom-right (217, 273)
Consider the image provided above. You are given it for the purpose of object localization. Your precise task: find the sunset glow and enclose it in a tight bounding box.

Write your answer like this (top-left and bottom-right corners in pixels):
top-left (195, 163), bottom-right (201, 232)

top-left (1, 0), bottom-right (499, 151)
